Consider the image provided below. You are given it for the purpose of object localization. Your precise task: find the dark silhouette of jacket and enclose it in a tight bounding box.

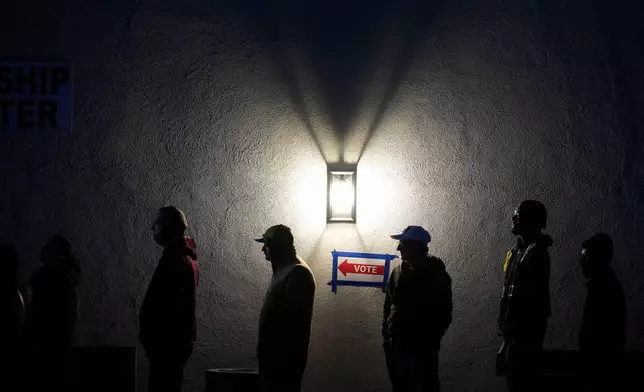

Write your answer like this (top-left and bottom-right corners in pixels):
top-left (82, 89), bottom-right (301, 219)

top-left (579, 267), bottom-right (625, 353)
top-left (382, 256), bottom-right (453, 351)
top-left (1, 285), bottom-right (26, 345)
top-left (140, 237), bottom-right (199, 351)
top-left (26, 258), bottom-right (80, 392)
top-left (498, 235), bottom-right (552, 342)
top-left (257, 259), bottom-right (316, 385)
top-left (29, 260), bottom-right (80, 351)
top-left (0, 284), bottom-right (25, 392)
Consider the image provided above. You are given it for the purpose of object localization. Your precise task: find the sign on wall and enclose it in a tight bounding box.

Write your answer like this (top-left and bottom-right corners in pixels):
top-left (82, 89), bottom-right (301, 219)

top-left (327, 250), bottom-right (398, 293)
top-left (0, 60), bottom-right (73, 132)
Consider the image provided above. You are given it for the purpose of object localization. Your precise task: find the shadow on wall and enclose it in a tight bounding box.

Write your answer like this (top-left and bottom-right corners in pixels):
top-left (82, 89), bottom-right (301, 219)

top-left (230, 0), bottom-right (451, 267)
top-left (235, 0), bottom-right (447, 164)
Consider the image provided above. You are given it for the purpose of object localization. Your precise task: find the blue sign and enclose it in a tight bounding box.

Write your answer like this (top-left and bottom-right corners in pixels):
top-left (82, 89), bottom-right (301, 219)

top-left (0, 60), bottom-right (73, 132)
top-left (327, 250), bottom-right (398, 293)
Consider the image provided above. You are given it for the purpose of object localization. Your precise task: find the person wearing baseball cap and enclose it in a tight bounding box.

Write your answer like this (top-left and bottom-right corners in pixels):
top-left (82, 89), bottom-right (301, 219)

top-left (382, 226), bottom-right (453, 392)
top-left (254, 225), bottom-right (316, 392)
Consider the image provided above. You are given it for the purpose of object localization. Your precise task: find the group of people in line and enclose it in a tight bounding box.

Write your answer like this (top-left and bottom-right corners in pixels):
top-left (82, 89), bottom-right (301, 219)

top-left (380, 200), bottom-right (626, 392)
top-left (1, 201), bottom-right (627, 392)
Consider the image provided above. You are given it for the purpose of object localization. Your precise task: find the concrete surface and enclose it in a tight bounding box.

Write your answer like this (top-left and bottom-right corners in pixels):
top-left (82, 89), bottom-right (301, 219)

top-left (1, 0), bottom-right (643, 391)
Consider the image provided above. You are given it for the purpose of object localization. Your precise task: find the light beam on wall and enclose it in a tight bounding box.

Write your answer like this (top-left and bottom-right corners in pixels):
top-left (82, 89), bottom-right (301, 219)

top-left (327, 164), bottom-right (357, 223)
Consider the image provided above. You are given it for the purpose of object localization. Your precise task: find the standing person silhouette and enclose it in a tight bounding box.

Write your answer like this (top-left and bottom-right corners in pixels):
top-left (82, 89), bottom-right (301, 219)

top-left (497, 201), bottom-right (552, 392)
top-left (579, 233), bottom-right (626, 392)
top-left (383, 226), bottom-right (453, 392)
top-left (140, 206), bottom-right (199, 392)
top-left (255, 225), bottom-right (316, 392)
top-left (28, 235), bottom-right (80, 392)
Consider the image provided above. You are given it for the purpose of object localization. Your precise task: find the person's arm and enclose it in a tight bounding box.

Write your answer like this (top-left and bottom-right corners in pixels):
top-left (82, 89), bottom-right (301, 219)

top-left (68, 285), bottom-right (79, 344)
top-left (418, 274), bottom-right (452, 341)
top-left (269, 265), bottom-right (315, 373)
top-left (59, 276), bottom-right (79, 346)
top-left (437, 275), bottom-right (453, 337)
top-left (179, 262), bottom-right (197, 345)
top-left (498, 249), bottom-right (515, 336)
top-left (507, 247), bottom-right (549, 339)
top-left (588, 286), bottom-right (627, 351)
top-left (282, 266), bottom-right (315, 336)
top-left (382, 276), bottom-right (393, 346)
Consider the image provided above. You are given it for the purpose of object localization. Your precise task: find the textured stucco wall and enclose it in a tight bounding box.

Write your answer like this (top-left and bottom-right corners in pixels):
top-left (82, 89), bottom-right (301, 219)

top-left (2, 1), bottom-right (644, 391)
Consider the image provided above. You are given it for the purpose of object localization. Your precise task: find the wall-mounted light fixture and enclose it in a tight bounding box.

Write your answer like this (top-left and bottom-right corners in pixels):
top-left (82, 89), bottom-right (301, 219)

top-left (327, 163), bottom-right (357, 223)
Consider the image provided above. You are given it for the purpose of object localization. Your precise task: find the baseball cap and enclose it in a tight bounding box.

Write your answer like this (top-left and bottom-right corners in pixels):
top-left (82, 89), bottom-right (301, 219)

top-left (254, 224), bottom-right (295, 246)
top-left (390, 226), bottom-right (431, 245)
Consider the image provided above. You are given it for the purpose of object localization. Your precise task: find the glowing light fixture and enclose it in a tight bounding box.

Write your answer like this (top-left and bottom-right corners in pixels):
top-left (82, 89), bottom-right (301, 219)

top-left (327, 164), bottom-right (357, 223)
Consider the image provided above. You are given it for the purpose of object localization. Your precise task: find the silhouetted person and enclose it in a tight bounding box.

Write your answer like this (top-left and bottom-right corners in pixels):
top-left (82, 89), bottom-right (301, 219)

top-left (497, 201), bottom-right (552, 392)
top-left (28, 235), bottom-right (80, 391)
top-left (140, 206), bottom-right (199, 392)
top-left (383, 226), bottom-right (453, 392)
top-left (579, 233), bottom-right (626, 392)
top-left (255, 225), bottom-right (316, 392)
top-left (0, 243), bottom-right (25, 392)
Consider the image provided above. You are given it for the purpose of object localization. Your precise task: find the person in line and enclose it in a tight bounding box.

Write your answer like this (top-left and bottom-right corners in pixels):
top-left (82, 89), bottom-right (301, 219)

top-left (0, 243), bottom-right (26, 392)
top-left (579, 233), bottom-right (626, 392)
top-left (497, 200), bottom-right (552, 392)
top-left (255, 224), bottom-right (316, 392)
top-left (140, 207), bottom-right (199, 392)
top-left (383, 226), bottom-right (453, 392)
top-left (28, 235), bottom-right (81, 392)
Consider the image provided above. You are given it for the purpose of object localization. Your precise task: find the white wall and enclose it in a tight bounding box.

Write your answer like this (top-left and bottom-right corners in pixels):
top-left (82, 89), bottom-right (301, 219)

top-left (1, 0), bottom-right (643, 391)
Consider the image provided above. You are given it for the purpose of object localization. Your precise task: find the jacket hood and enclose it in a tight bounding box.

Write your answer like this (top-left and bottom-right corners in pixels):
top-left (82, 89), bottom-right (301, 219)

top-left (182, 237), bottom-right (197, 260)
top-left (427, 256), bottom-right (447, 271)
top-left (518, 234), bottom-right (553, 248)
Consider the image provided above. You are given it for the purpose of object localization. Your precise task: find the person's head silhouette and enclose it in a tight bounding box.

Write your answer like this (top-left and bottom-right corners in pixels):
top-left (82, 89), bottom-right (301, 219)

top-left (580, 233), bottom-right (613, 279)
top-left (511, 200), bottom-right (547, 237)
top-left (255, 224), bottom-right (297, 267)
top-left (391, 226), bottom-right (432, 269)
top-left (40, 235), bottom-right (74, 267)
top-left (152, 206), bottom-right (188, 247)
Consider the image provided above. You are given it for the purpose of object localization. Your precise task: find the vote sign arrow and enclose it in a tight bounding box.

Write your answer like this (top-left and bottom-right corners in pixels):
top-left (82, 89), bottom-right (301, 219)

top-left (338, 259), bottom-right (385, 277)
